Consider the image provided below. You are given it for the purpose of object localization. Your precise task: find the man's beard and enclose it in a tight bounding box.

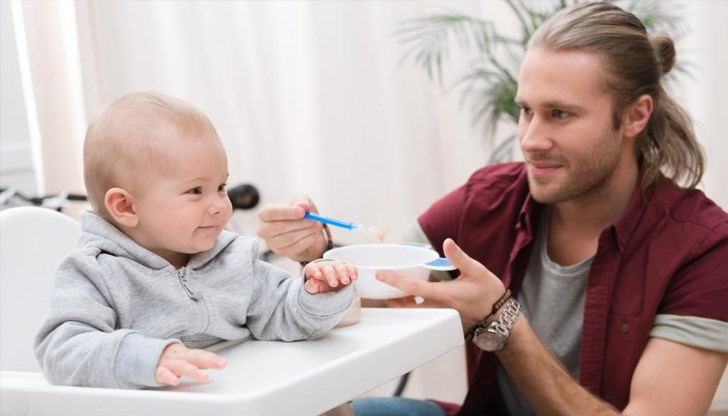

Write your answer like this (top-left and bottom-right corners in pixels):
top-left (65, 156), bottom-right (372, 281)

top-left (527, 130), bottom-right (622, 204)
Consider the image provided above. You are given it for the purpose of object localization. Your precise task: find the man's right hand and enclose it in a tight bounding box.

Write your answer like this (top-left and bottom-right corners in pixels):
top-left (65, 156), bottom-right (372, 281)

top-left (257, 195), bottom-right (329, 262)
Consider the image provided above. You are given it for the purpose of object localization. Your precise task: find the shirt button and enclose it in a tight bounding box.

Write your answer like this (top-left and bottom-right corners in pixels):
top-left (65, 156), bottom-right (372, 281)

top-left (620, 323), bottom-right (630, 333)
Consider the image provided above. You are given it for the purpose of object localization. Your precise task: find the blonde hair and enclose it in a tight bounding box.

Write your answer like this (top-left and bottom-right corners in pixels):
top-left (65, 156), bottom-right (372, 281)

top-left (528, 2), bottom-right (704, 191)
top-left (83, 91), bottom-right (218, 219)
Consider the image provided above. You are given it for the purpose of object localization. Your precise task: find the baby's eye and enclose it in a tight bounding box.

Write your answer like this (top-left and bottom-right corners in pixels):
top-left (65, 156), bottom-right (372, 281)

top-left (218, 183), bottom-right (228, 192)
top-left (187, 187), bottom-right (203, 195)
top-left (551, 109), bottom-right (569, 119)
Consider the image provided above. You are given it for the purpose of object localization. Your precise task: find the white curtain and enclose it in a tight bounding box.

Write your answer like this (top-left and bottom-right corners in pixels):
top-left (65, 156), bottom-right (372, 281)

top-left (10, 0), bottom-right (86, 198)
top-left (11, 0), bottom-right (728, 241)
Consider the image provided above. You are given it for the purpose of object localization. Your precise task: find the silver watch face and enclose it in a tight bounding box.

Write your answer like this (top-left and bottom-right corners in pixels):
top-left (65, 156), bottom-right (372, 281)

top-left (473, 328), bottom-right (505, 352)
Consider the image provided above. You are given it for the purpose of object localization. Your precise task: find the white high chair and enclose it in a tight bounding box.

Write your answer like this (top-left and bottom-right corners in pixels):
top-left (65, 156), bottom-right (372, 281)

top-left (0, 206), bottom-right (466, 416)
top-left (0, 206), bottom-right (81, 372)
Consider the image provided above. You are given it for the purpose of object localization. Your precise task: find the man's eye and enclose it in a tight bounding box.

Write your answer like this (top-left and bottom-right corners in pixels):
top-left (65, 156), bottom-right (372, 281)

top-left (551, 109), bottom-right (568, 119)
top-left (188, 187), bottom-right (203, 195)
top-left (518, 106), bottom-right (532, 116)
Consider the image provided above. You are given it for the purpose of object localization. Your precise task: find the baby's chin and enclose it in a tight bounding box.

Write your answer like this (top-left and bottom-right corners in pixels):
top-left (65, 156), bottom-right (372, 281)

top-left (185, 237), bottom-right (219, 254)
top-left (198, 240), bottom-right (218, 252)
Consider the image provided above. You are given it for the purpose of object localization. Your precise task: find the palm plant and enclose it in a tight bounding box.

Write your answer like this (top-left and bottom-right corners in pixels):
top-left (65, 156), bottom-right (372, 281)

top-left (396, 0), bottom-right (685, 163)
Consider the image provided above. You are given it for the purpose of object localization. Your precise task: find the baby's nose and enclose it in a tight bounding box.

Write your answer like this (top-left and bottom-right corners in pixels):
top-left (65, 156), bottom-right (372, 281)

top-left (208, 196), bottom-right (227, 215)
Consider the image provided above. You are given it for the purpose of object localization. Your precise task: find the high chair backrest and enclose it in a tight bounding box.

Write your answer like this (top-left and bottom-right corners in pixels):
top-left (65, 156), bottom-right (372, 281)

top-left (0, 206), bottom-right (81, 372)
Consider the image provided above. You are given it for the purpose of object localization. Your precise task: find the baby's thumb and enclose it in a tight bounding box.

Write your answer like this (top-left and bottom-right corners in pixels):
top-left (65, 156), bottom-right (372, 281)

top-left (304, 278), bottom-right (321, 294)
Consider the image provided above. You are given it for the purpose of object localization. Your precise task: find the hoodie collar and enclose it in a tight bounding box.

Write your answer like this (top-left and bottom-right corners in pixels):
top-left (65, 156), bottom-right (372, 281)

top-left (79, 210), bottom-right (236, 271)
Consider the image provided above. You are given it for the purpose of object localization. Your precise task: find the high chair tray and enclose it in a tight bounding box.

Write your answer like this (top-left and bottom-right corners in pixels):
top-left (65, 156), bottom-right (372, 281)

top-left (1, 308), bottom-right (463, 416)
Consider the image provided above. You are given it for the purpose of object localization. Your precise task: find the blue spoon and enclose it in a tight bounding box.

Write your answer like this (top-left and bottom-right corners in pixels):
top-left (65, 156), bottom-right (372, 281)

top-left (304, 212), bottom-right (389, 241)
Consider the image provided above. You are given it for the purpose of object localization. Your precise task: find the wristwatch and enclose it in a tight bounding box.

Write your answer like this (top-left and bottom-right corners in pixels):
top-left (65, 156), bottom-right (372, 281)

top-left (472, 298), bottom-right (521, 352)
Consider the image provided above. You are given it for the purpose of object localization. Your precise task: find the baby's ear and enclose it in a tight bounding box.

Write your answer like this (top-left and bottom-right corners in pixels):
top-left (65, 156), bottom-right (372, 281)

top-left (105, 187), bottom-right (138, 228)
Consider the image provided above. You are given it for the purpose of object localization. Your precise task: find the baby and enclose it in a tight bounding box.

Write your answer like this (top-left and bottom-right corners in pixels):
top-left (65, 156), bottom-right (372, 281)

top-left (34, 91), bottom-right (357, 389)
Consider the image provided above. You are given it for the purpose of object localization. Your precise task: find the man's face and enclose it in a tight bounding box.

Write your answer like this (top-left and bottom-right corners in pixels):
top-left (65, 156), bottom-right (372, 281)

top-left (515, 47), bottom-right (629, 204)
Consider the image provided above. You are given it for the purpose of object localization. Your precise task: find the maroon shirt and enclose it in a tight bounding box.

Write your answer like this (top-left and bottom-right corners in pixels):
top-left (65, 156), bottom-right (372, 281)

top-left (419, 162), bottom-right (728, 415)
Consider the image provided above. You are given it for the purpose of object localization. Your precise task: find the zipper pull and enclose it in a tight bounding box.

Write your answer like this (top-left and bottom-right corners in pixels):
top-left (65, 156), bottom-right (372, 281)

top-left (176, 269), bottom-right (198, 300)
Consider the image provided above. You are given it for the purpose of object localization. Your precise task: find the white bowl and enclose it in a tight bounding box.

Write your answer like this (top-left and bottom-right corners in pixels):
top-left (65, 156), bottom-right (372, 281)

top-left (323, 244), bottom-right (453, 299)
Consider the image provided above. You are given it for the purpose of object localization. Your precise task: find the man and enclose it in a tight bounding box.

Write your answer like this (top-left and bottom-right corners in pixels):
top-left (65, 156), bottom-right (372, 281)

top-left (257, 2), bottom-right (728, 415)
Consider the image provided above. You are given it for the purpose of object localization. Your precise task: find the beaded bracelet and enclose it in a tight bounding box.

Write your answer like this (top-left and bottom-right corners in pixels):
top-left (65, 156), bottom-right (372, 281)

top-left (464, 288), bottom-right (512, 341)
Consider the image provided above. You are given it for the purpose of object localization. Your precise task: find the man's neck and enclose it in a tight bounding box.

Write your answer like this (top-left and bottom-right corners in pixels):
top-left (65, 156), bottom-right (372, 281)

top-left (547, 160), bottom-right (638, 265)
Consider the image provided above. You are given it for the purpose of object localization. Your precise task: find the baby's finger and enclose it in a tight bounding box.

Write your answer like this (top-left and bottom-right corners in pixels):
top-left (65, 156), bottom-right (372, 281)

top-left (186, 350), bottom-right (228, 370)
top-left (304, 264), bottom-right (323, 281)
top-left (156, 366), bottom-right (180, 386)
top-left (347, 264), bottom-right (359, 281)
top-left (321, 263), bottom-right (340, 287)
top-left (173, 360), bottom-right (209, 382)
top-left (333, 262), bottom-right (351, 284)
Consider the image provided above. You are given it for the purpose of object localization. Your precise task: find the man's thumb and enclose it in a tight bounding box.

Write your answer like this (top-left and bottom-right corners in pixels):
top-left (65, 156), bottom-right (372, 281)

top-left (443, 238), bottom-right (479, 274)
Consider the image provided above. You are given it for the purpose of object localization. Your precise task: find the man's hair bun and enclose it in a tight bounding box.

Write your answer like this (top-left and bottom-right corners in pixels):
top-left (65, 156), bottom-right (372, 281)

top-left (650, 34), bottom-right (676, 76)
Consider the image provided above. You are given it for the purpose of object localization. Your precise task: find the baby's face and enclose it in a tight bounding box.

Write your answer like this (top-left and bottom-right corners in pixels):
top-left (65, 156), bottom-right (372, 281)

top-left (129, 130), bottom-right (232, 266)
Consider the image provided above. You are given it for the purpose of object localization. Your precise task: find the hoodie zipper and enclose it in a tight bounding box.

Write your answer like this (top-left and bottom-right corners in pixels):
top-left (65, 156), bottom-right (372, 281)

top-left (176, 268), bottom-right (198, 300)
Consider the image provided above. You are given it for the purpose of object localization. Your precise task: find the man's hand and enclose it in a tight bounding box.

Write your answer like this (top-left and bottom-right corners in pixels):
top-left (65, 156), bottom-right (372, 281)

top-left (155, 343), bottom-right (228, 386)
top-left (303, 260), bottom-right (358, 294)
top-left (375, 238), bottom-right (506, 330)
top-left (257, 195), bottom-right (329, 262)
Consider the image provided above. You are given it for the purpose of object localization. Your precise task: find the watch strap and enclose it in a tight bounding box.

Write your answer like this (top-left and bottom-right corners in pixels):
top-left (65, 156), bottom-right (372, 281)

top-left (465, 288), bottom-right (512, 340)
top-left (487, 298), bottom-right (521, 338)
top-left (472, 298), bottom-right (521, 352)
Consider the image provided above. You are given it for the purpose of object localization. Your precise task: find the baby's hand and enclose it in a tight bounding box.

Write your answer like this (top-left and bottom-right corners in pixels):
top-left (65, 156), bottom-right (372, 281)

top-left (155, 343), bottom-right (227, 386)
top-left (304, 259), bottom-right (358, 294)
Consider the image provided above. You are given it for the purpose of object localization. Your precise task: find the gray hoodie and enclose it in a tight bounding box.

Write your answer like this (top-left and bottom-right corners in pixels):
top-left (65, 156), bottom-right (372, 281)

top-left (34, 211), bottom-right (353, 389)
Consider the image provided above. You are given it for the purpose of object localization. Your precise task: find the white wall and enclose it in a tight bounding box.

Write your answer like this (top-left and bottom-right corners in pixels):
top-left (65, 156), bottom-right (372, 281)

top-left (681, 1), bottom-right (728, 211)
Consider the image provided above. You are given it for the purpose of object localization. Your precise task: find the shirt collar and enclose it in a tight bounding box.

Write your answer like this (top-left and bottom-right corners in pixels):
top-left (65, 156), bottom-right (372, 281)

top-left (517, 175), bottom-right (655, 254)
top-left (517, 192), bottom-right (541, 235)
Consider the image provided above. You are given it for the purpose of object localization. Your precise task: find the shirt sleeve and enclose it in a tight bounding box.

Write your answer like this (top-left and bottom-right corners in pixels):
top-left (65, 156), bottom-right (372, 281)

top-left (417, 184), bottom-right (469, 257)
top-left (650, 314), bottom-right (728, 353)
top-left (658, 223), bottom-right (728, 323)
